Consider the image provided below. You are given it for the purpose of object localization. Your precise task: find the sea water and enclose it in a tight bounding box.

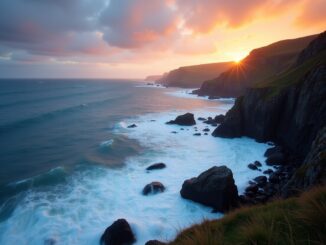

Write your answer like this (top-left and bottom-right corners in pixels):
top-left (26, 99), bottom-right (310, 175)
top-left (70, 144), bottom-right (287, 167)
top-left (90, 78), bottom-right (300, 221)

top-left (0, 79), bottom-right (270, 244)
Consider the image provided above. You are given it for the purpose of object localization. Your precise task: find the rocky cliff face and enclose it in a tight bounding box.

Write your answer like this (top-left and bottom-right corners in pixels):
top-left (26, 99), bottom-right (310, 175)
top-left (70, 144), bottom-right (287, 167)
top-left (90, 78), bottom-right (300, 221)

top-left (214, 31), bottom-right (326, 194)
top-left (156, 62), bottom-right (233, 88)
top-left (194, 34), bottom-right (317, 98)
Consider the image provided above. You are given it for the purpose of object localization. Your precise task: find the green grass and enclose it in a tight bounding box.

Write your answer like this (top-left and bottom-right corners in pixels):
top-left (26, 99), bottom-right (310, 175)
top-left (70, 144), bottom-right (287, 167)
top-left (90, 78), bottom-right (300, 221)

top-left (254, 50), bottom-right (326, 98)
top-left (169, 187), bottom-right (326, 245)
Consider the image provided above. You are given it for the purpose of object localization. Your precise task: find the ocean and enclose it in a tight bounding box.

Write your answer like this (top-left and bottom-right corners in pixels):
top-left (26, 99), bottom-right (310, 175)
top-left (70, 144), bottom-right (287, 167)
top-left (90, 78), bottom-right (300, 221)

top-left (0, 79), bottom-right (270, 244)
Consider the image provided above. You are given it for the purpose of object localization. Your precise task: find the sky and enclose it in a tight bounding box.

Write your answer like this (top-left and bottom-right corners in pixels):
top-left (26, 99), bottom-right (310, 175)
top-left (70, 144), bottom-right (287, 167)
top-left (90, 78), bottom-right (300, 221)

top-left (0, 0), bottom-right (325, 79)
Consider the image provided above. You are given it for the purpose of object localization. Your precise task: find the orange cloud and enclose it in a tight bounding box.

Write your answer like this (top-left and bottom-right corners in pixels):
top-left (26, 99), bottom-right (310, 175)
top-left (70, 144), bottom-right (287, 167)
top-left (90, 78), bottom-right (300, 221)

top-left (295, 0), bottom-right (326, 28)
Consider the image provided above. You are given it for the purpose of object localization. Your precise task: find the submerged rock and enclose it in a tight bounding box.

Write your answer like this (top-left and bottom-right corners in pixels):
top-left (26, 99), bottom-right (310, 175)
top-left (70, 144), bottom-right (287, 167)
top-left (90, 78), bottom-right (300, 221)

top-left (142, 182), bottom-right (165, 195)
top-left (180, 166), bottom-right (238, 212)
top-left (100, 219), bottom-right (135, 245)
top-left (193, 133), bottom-right (201, 136)
top-left (127, 124), bottom-right (137, 128)
top-left (146, 163), bottom-right (166, 171)
top-left (166, 113), bottom-right (196, 126)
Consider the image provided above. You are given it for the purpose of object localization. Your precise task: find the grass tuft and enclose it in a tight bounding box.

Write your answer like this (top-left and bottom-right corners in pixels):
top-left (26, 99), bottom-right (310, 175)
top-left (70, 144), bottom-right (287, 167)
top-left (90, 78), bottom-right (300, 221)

top-left (169, 187), bottom-right (326, 245)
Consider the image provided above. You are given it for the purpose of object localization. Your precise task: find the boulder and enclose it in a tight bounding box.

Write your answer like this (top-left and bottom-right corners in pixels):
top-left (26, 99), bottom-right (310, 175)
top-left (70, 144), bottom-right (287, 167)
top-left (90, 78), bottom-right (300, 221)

top-left (203, 128), bottom-right (210, 132)
top-left (166, 113), bottom-right (196, 126)
top-left (248, 163), bottom-right (258, 170)
top-left (254, 176), bottom-right (267, 187)
top-left (264, 146), bottom-right (283, 158)
top-left (214, 114), bottom-right (225, 124)
top-left (100, 219), bottom-right (135, 245)
top-left (245, 184), bottom-right (259, 193)
top-left (127, 124), bottom-right (137, 128)
top-left (142, 182), bottom-right (165, 195)
top-left (197, 117), bottom-right (206, 121)
top-left (263, 169), bottom-right (274, 175)
top-left (146, 163), bottom-right (166, 171)
top-left (254, 161), bottom-right (262, 167)
top-left (180, 166), bottom-right (238, 212)
top-left (193, 133), bottom-right (201, 136)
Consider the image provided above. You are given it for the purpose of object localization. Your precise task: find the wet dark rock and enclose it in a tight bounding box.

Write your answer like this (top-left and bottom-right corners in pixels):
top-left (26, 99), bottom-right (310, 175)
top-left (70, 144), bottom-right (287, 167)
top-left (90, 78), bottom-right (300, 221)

top-left (127, 124), bottom-right (137, 128)
top-left (264, 146), bottom-right (283, 158)
top-left (204, 133), bottom-right (208, 135)
top-left (171, 131), bottom-right (177, 134)
top-left (248, 163), bottom-right (258, 170)
top-left (198, 117), bottom-right (206, 121)
top-left (142, 182), bottom-right (165, 195)
top-left (254, 176), bottom-right (267, 187)
top-left (146, 163), bottom-right (166, 171)
top-left (193, 133), bottom-right (201, 136)
top-left (269, 173), bottom-right (280, 184)
top-left (214, 114), bottom-right (225, 124)
top-left (100, 219), bottom-right (135, 245)
top-left (166, 113), bottom-right (196, 126)
top-left (145, 240), bottom-right (166, 245)
top-left (180, 166), bottom-right (238, 212)
top-left (254, 161), bottom-right (262, 167)
top-left (263, 169), bottom-right (274, 175)
top-left (245, 184), bottom-right (259, 193)
top-left (203, 128), bottom-right (210, 132)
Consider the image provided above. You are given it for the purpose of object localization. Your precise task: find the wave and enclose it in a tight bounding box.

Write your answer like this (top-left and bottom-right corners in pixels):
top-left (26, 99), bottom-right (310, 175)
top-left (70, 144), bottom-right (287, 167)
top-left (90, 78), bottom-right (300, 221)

top-left (0, 96), bottom-right (126, 135)
top-left (0, 167), bottom-right (68, 221)
top-left (0, 87), bottom-right (110, 109)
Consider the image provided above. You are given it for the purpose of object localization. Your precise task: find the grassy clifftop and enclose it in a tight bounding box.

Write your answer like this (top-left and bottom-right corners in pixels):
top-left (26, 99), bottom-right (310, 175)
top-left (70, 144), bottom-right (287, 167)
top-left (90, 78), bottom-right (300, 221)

top-left (169, 187), bottom-right (326, 245)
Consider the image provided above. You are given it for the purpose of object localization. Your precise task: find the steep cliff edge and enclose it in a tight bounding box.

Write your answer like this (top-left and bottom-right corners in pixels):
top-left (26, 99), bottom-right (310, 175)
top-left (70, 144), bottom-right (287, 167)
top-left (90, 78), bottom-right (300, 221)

top-left (213, 31), bottom-right (326, 194)
top-left (156, 62), bottom-right (233, 88)
top-left (194, 34), bottom-right (317, 97)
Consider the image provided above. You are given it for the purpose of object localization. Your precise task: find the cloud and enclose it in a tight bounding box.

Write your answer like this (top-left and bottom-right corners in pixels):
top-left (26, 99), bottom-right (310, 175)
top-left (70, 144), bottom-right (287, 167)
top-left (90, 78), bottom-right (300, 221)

top-left (295, 0), bottom-right (326, 28)
top-left (100, 0), bottom-right (179, 48)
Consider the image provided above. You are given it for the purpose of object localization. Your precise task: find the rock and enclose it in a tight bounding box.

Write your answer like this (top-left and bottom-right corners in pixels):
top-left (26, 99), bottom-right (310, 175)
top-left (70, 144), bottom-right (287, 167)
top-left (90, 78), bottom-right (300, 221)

top-left (248, 163), bottom-right (258, 170)
top-left (269, 172), bottom-right (280, 184)
top-left (214, 114), bottom-right (225, 124)
top-left (203, 117), bottom-right (215, 125)
top-left (180, 128), bottom-right (184, 130)
top-left (142, 182), bottom-right (165, 195)
top-left (245, 184), bottom-right (259, 193)
top-left (198, 117), bottom-right (206, 121)
top-left (100, 219), bottom-right (135, 245)
top-left (171, 131), bottom-right (177, 134)
top-left (166, 113), bottom-right (196, 126)
top-left (203, 128), bottom-right (210, 132)
top-left (264, 146), bottom-right (283, 158)
top-left (208, 95), bottom-right (220, 100)
top-left (266, 152), bottom-right (285, 165)
top-left (127, 124), bottom-right (137, 128)
top-left (254, 161), bottom-right (262, 167)
top-left (193, 133), bottom-right (201, 136)
top-left (146, 163), bottom-right (166, 171)
top-left (180, 166), bottom-right (238, 212)
top-left (204, 133), bottom-right (208, 135)
top-left (254, 176), bottom-right (267, 187)
top-left (145, 240), bottom-right (166, 245)
top-left (263, 169), bottom-right (274, 175)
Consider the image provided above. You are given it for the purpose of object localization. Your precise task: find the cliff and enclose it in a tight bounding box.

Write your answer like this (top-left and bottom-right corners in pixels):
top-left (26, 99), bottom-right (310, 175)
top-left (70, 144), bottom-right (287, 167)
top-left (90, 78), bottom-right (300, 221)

top-left (144, 75), bottom-right (163, 81)
top-left (213, 31), bottom-right (326, 194)
top-left (156, 62), bottom-right (233, 88)
top-left (194, 34), bottom-right (317, 97)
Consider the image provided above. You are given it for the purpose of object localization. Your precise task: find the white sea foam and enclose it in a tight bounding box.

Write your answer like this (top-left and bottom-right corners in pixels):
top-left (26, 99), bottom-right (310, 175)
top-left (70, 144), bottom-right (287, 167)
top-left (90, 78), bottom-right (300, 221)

top-left (0, 100), bottom-right (271, 245)
top-left (99, 139), bottom-right (114, 147)
top-left (166, 89), bottom-right (235, 102)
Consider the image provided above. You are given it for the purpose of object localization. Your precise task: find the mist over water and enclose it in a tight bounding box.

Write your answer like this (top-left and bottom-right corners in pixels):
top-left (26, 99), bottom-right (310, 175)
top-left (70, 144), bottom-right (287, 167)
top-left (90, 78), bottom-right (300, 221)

top-left (0, 79), bottom-right (270, 244)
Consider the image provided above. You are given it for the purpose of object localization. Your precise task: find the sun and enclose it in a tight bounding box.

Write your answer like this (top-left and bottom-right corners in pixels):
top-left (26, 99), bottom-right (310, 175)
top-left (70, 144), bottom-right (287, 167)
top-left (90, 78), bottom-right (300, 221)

top-left (231, 51), bottom-right (249, 64)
